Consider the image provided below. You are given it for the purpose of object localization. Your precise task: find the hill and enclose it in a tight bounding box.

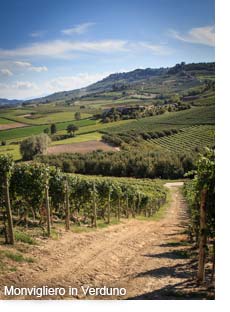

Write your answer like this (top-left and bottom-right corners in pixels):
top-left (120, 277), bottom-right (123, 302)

top-left (18, 62), bottom-right (214, 105)
top-left (0, 98), bottom-right (22, 106)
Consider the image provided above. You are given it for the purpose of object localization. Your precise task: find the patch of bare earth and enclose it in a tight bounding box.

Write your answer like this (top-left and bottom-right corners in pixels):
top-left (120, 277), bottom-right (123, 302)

top-left (0, 182), bottom-right (214, 300)
top-left (47, 140), bottom-right (119, 154)
top-left (0, 123), bottom-right (28, 131)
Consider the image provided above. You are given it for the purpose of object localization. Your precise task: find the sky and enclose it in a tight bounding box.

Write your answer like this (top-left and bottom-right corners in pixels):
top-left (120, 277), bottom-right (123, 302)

top-left (0, 0), bottom-right (215, 100)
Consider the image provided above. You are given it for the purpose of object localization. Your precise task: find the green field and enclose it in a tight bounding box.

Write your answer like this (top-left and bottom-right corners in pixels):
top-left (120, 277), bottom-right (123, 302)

top-left (1, 111), bottom-right (91, 125)
top-left (51, 132), bottom-right (102, 146)
top-left (0, 117), bottom-right (15, 125)
top-left (0, 118), bottom-right (96, 141)
top-left (0, 144), bottom-right (21, 160)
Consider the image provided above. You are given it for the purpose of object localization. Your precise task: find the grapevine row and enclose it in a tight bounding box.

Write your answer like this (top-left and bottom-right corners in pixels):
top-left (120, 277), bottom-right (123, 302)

top-left (0, 154), bottom-right (167, 244)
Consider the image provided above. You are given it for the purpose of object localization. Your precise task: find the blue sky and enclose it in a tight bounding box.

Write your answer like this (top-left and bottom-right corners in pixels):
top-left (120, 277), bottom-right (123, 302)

top-left (0, 0), bottom-right (214, 99)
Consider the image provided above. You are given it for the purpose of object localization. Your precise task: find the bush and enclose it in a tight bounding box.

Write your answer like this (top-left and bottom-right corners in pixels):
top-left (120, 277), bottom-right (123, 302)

top-left (20, 134), bottom-right (51, 160)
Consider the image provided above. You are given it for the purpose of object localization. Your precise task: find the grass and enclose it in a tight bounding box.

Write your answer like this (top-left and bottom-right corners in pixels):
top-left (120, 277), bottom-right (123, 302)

top-left (14, 230), bottom-right (36, 245)
top-left (1, 110), bottom-right (92, 125)
top-left (70, 217), bottom-right (120, 233)
top-left (0, 144), bottom-right (21, 160)
top-left (0, 117), bottom-right (15, 124)
top-left (0, 131), bottom-right (103, 161)
top-left (51, 132), bottom-right (102, 146)
top-left (0, 250), bottom-right (34, 263)
top-left (0, 118), bottom-right (96, 141)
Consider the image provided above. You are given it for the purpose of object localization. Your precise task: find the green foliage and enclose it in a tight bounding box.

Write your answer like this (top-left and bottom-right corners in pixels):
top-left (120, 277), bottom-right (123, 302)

top-left (0, 154), bottom-right (14, 176)
top-left (20, 134), bottom-right (51, 160)
top-left (66, 124), bottom-right (78, 136)
top-left (74, 112), bottom-right (81, 121)
top-left (50, 123), bottom-right (57, 134)
top-left (10, 162), bottom-right (50, 213)
top-left (183, 148), bottom-right (215, 240)
top-left (0, 161), bottom-right (167, 235)
top-left (37, 145), bottom-right (194, 179)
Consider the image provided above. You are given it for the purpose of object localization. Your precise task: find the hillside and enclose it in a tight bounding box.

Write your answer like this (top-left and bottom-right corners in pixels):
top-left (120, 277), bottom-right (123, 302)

top-left (11, 62), bottom-right (214, 105)
top-left (0, 98), bottom-right (22, 106)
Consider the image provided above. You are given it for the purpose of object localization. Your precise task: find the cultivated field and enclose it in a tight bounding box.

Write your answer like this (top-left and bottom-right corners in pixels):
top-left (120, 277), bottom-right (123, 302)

top-left (148, 125), bottom-right (215, 153)
top-left (48, 140), bottom-right (119, 154)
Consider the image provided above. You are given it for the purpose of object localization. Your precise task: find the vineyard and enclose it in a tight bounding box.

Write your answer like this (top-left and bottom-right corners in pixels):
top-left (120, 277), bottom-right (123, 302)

top-left (147, 125), bottom-right (215, 154)
top-left (0, 155), bottom-right (167, 244)
top-left (105, 106), bottom-right (215, 135)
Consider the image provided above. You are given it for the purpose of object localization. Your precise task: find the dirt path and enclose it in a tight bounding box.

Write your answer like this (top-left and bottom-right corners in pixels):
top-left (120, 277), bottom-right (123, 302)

top-left (0, 182), bottom-right (197, 300)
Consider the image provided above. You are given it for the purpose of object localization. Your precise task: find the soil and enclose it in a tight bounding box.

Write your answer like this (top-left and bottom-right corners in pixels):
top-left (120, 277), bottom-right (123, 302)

top-left (47, 140), bottom-right (120, 154)
top-left (0, 182), bottom-right (214, 300)
top-left (0, 123), bottom-right (28, 131)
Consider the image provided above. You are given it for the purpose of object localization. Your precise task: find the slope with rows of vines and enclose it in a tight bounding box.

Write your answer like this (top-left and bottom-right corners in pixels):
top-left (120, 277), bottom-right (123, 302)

top-left (147, 125), bottom-right (214, 154)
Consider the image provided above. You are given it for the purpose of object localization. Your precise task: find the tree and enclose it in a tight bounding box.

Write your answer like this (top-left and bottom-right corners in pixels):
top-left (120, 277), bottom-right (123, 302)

top-left (66, 124), bottom-right (78, 137)
top-left (74, 112), bottom-right (81, 121)
top-left (20, 134), bottom-right (51, 160)
top-left (50, 123), bottom-right (57, 135)
top-left (43, 128), bottom-right (49, 134)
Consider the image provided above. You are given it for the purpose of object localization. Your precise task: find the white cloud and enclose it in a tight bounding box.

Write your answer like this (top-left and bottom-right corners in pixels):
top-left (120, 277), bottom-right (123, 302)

top-left (170, 25), bottom-right (215, 47)
top-left (0, 68), bottom-right (13, 76)
top-left (30, 66), bottom-right (48, 72)
top-left (136, 42), bottom-right (173, 55)
top-left (0, 39), bottom-right (172, 60)
top-left (0, 72), bottom-right (110, 99)
top-left (46, 72), bottom-right (110, 93)
top-left (0, 39), bottom-right (128, 59)
top-left (14, 61), bottom-right (48, 72)
top-left (30, 30), bottom-right (46, 38)
top-left (14, 81), bottom-right (38, 90)
top-left (62, 22), bottom-right (95, 35)
top-left (14, 61), bottom-right (31, 67)
top-left (0, 80), bottom-right (40, 99)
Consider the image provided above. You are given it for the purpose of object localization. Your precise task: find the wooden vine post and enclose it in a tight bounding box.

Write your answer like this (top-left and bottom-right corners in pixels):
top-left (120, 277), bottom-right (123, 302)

top-left (107, 187), bottom-right (111, 224)
top-left (0, 155), bottom-right (14, 245)
top-left (197, 188), bottom-right (208, 283)
top-left (92, 181), bottom-right (97, 228)
top-left (126, 195), bottom-right (129, 218)
top-left (64, 177), bottom-right (70, 231)
top-left (117, 197), bottom-right (121, 222)
top-left (45, 171), bottom-right (51, 237)
top-left (4, 172), bottom-right (14, 245)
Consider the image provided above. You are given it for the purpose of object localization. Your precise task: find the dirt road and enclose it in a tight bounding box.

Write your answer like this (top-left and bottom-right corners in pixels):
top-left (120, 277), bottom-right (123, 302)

top-left (0, 182), bottom-right (197, 300)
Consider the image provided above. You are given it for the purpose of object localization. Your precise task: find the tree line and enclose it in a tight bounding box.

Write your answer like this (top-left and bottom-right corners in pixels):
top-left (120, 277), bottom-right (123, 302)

top-left (37, 144), bottom-right (196, 179)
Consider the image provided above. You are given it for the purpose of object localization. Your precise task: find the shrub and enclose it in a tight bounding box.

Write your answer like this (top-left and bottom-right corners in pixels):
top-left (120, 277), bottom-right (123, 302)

top-left (20, 134), bottom-right (51, 160)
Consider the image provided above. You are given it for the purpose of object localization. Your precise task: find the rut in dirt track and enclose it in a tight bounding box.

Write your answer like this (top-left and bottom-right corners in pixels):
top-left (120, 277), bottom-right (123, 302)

top-left (0, 181), bottom-right (192, 300)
